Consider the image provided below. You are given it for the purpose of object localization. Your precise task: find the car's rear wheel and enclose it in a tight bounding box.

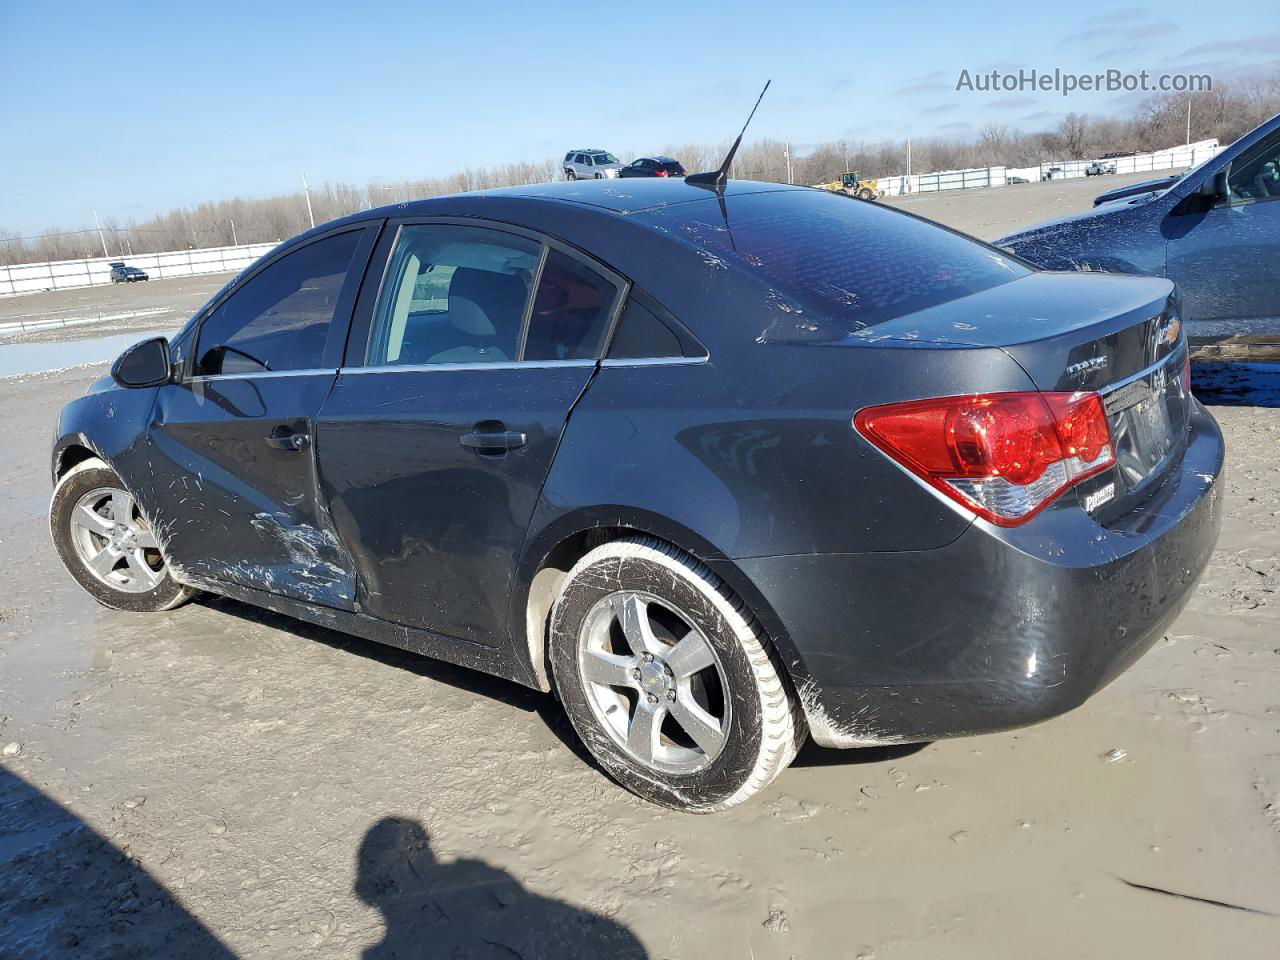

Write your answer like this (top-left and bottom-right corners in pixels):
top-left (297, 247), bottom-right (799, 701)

top-left (548, 537), bottom-right (805, 812)
top-left (50, 458), bottom-right (195, 612)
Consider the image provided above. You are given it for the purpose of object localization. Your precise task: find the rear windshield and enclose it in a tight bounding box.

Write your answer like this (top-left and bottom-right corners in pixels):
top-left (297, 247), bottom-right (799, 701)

top-left (639, 189), bottom-right (1028, 340)
top-left (660, 161), bottom-right (685, 174)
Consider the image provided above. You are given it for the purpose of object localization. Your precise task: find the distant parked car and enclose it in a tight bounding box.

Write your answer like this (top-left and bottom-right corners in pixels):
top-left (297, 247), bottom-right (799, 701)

top-left (1085, 161), bottom-right (1117, 176)
top-left (1099, 151), bottom-right (1136, 160)
top-left (1006, 175), bottom-right (1030, 185)
top-left (109, 264), bottom-right (149, 283)
top-left (1043, 166), bottom-right (1066, 180)
top-left (1000, 111), bottom-right (1280, 358)
top-left (563, 150), bottom-right (622, 180)
top-left (619, 156), bottom-right (686, 179)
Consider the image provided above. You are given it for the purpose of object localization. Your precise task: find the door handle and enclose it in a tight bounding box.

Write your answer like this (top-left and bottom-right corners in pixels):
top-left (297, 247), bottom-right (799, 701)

top-left (459, 430), bottom-right (527, 453)
top-left (265, 427), bottom-right (311, 452)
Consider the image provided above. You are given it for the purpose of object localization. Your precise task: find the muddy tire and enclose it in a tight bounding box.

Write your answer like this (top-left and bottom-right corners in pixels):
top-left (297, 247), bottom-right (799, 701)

top-left (548, 536), bottom-right (805, 812)
top-left (50, 458), bottom-right (195, 612)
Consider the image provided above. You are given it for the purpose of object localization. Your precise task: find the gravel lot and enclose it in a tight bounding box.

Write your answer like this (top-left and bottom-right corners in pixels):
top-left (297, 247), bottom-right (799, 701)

top-left (3, 171), bottom-right (1278, 959)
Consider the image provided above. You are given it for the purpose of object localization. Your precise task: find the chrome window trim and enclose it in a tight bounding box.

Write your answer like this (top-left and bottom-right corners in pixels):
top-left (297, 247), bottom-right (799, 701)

top-left (600, 356), bottom-right (708, 368)
top-left (339, 359), bottom-right (599, 375)
top-left (186, 368), bottom-right (338, 383)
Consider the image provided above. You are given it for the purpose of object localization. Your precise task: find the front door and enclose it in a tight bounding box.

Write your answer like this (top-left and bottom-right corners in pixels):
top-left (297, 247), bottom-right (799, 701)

top-left (141, 225), bottom-right (377, 607)
top-left (316, 221), bottom-right (624, 645)
top-left (1166, 125), bottom-right (1280, 327)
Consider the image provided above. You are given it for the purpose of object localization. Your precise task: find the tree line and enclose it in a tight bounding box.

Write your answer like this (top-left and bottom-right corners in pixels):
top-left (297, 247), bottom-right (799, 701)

top-left (3, 72), bottom-right (1278, 267)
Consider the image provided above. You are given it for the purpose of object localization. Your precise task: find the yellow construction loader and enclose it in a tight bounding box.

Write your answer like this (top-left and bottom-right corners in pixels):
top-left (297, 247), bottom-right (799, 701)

top-left (816, 171), bottom-right (879, 200)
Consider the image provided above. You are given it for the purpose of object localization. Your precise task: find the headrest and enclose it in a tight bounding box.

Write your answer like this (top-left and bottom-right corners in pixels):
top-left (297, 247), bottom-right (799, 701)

top-left (448, 295), bottom-right (495, 337)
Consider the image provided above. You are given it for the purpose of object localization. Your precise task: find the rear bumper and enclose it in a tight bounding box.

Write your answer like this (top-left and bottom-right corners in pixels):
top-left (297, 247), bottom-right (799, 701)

top-left (732, 399), bottom-right (1225, 748)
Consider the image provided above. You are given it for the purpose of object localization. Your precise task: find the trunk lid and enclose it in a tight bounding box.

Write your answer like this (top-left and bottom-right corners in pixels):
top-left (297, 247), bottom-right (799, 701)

top-left (852, 272), bottom-right (1189, 515)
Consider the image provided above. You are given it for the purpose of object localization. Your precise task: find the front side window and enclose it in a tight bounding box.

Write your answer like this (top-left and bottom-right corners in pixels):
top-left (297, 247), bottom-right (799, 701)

top-left (1227, 128), bottom-right (1280, 201)
top-left (367, 225), bottom-right (539, 366)
top-left (194, 230), bottom-right (360, 376)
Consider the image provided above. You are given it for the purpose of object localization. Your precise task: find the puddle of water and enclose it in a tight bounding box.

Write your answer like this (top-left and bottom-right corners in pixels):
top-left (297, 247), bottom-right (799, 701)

top-left (0, 329), bottom-right (176, 378)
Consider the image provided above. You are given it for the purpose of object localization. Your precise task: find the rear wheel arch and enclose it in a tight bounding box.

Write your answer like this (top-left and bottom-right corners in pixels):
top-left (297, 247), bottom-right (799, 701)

top-left (514, 512), bottom-right (812, 697)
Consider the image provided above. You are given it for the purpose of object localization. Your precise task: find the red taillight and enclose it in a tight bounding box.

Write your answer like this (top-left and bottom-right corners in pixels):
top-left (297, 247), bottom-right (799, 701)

top-left (656, 170), bottom-right (669, 177)
top-left (854, 391), bottom-right (1116, 526)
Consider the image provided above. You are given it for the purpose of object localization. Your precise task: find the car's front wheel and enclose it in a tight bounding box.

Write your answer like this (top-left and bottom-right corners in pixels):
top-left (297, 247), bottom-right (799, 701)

top-left (549, 537), bottom-right (805, 812)
top-left (566, 170), bottom-right (576, 180)
top-left (50, 458), bottom-right (195, 612)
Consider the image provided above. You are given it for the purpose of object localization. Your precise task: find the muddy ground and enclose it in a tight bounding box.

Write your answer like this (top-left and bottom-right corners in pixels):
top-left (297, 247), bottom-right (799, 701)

top-left (3, 167), bottom-right (1279, 959)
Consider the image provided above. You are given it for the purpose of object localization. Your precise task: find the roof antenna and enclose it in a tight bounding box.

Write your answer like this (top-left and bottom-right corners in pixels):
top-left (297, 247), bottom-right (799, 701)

top-left (686, 80), bottom-right (771, 191)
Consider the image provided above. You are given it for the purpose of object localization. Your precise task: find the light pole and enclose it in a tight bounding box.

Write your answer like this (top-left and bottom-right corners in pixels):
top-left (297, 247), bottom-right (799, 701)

top-left (92, 209), bottom-right (109, 258)
top-left (230, 218), bottom-right (238, 246)
top-left (1186, 98), bottom-right (1192, 146)
top-left (302, 172), bottom-right (316, 229)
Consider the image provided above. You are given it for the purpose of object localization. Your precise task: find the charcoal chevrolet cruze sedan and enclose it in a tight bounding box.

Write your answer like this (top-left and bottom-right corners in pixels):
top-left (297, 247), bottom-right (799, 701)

top-left (50, 179), bottom-right (1224, 812)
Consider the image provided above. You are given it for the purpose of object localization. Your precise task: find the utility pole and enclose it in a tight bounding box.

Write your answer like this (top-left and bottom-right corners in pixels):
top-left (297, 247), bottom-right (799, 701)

top-left (230, 218), bottom-right (238, 246)
top-left (1186, 98), bottom-right (1192, 145)
top-left (302, 172), bottom-right (316, 229)
top-left (784, 142), bottom-right (793, 185)
top-left (92, 209), bottom-right (109, 258)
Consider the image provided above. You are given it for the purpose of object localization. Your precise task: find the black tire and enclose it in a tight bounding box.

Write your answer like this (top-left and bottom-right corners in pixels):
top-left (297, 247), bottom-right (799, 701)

top-left (50, 458), bottom-right (196, 612)
top-left (857, 188), bottom-right (875, 201)
top-left (548, 536), bottom-right (805, 812)
top-left (566, 170), bottom-right (577, 181)
top-left (594, 172), bottom-right (602, 179)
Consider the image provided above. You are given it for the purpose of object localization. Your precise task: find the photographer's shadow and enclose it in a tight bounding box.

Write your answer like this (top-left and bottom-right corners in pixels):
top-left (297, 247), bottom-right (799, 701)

top-left (356, 817), bottom-right (648, 959)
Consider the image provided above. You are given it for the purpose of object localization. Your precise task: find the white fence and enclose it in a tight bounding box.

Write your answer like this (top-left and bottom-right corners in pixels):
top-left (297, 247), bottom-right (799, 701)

top-left (871, 138), bottom-right (1221, 197)
top-left (0, 242), bottom-right (278, 297)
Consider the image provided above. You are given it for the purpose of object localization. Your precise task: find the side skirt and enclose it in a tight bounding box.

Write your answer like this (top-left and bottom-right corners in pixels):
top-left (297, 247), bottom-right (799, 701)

top-left (200, 577), bottom-right (539, 689)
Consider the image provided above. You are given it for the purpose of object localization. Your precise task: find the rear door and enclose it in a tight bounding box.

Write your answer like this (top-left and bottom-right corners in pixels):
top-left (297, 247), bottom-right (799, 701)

top-left (316, 219), bottom-right (626, 645)
top-left (141, 224), bottom-right (379, 607)
top-left (1166, 124), bottom-right (1280, 326)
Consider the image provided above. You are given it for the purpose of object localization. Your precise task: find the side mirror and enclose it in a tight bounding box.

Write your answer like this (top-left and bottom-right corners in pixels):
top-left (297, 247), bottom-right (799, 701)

top-left (111, 336), bottom-right (173, 388)
top-left (1196, 169), bottom-right (1230, 204)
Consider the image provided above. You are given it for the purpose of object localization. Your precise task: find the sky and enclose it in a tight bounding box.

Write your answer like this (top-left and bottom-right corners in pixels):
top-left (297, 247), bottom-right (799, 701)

top-left (1, 0), bottom-right (1276, 234)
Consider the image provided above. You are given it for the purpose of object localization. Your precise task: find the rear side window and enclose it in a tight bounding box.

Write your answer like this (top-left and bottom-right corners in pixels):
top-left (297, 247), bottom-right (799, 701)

top-left (641, 190), bottom-right (1028, 340)
top-left (607, 299), bottom-right (683, 359)
top-left (367, 224), bottom-right (539, 366)
top-left (524, 249), bottom-right (620, 361)
top-left (194, 230), bottom-right (360, 375)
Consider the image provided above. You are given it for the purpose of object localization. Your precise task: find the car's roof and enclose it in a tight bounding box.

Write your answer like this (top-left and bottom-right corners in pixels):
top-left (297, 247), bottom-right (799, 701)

top-left (643, 156), bottom-right (679, 163)
top-left (358, 178), bottom-right (807, 218)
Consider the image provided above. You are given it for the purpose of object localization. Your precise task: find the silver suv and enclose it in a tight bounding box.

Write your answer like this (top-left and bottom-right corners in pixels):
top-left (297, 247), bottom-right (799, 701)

top-left (563, 149), bottom-right (622, 180)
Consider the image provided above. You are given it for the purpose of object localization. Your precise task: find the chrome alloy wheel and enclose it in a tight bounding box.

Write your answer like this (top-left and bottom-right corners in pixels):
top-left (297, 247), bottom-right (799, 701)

top-left (577, 590), bottom-right (731, 774)
top-left (68, 486), bottom-right (165, 593)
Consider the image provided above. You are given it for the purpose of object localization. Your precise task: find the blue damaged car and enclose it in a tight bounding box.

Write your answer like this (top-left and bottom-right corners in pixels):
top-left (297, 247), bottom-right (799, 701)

top-left (1000, 112), bottom-right (1280, 357)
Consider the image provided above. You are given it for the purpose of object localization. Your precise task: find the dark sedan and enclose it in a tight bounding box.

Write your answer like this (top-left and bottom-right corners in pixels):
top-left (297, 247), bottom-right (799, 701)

top-left (619, 156), bottom-right (686, 178)
top-left (109, 263), bottom-right (149, 283)
top-left (50, 178), bottom-right (1223, 812)
top-left (1000, 112), bottom-right (1280, 356)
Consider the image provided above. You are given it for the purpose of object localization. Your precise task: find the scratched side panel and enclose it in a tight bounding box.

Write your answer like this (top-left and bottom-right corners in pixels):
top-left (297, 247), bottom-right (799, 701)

top-left (137, 373), bottom-right (357, 608)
